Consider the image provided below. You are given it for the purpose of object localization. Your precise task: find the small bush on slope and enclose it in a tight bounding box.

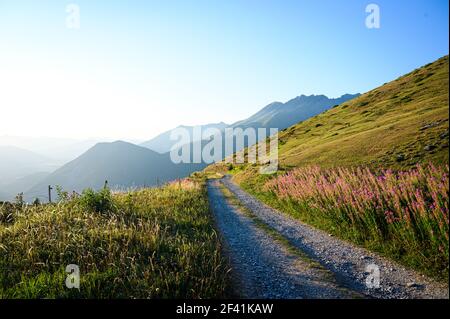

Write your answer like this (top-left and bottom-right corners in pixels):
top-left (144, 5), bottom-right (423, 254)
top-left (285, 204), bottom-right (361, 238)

top-left (79, 188), bottom-right (115, 214)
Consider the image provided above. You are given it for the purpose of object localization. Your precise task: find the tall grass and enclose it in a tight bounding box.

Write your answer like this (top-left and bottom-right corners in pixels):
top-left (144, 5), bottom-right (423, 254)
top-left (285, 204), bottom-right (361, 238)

top-left (263, 164), bottom-right (449, 279)
top-left (0, 180), bottom-right (230, 298)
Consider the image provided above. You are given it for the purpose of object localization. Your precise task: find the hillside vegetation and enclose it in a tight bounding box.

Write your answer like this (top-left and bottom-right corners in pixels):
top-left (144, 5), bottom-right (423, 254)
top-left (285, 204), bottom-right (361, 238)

top-left (272, 55), bottom-right (448, 170)
top-left (206, 56), bottom-right (449, 280)
top-left (0, 179), bottom-right (230, 298)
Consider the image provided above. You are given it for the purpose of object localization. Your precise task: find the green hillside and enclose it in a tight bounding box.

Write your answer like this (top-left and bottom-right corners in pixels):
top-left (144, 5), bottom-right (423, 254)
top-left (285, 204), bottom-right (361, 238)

top-left (277, 56), bottom-right (448, 170)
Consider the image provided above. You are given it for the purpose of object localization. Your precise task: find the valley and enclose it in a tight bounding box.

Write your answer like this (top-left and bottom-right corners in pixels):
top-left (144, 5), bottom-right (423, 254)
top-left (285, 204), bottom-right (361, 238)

top-left (1, 93), bottom-right (359, 202)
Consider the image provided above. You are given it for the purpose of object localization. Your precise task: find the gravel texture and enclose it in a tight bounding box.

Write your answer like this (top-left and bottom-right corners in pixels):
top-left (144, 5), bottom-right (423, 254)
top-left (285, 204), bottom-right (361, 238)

top-left (207, 179), bottom-right (359, 299)
top-left (210, 176), bottom-right (449, 299)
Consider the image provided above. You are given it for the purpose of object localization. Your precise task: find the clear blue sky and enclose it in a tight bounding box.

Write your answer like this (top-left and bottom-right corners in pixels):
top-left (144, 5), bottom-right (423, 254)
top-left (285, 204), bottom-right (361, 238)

top-left (0, 0), bottom-right (448, 140)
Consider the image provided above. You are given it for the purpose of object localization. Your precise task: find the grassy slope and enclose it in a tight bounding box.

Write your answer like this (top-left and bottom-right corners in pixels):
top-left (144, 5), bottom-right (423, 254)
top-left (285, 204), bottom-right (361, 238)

top-left (278, 56), bottom-right (448, 170)
top-left (204, 56), bottom-right (449, 279)
top-left (0, 181), bottom-right (230, 298)
top-left (207, 56), bottom-right (449, 180)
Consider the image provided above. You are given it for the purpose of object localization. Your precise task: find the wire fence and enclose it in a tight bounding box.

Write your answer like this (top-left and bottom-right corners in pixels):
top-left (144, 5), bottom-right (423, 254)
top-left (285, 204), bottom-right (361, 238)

top-left (1, 178), bottom-right (164, 204)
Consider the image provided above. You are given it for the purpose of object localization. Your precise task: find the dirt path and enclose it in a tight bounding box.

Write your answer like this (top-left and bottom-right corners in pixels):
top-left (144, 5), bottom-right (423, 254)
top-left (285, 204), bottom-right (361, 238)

top-left (208, 176), bottom-right (449, 299)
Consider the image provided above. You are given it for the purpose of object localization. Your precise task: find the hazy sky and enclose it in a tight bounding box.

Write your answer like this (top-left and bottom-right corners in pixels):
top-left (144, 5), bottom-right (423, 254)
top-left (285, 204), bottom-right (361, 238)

top-left (0, 0), bottom-right (448, 141)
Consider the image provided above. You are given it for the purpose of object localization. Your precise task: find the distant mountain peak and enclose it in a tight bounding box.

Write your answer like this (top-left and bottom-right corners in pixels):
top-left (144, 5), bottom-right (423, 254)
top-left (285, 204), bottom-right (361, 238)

top-left (340, 93), bottom-right (360, 99)
top-left (232, 93), bottom-right (359, 130)
top-left (25, 140), bottom-right (203, 201)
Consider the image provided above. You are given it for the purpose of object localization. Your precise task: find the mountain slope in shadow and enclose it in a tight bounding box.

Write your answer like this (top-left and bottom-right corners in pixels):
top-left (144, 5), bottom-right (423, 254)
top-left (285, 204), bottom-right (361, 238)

top-left (141, 122), bottom-right (229, 154)
top-left (0, 146), bottom-right (56, 185)
top-left (26, 141), bottom-right (204, 201)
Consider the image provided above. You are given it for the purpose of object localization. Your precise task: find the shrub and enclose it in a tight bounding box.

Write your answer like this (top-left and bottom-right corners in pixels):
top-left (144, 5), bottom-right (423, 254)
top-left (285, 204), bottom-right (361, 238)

top-left (56, 185), bottom-right (69, 202)
top-left (78, 188), bottom-right (115, 214)
top-left (15, 193), bottom-right (24, 207)
top-left (358, 101), bottom-right (369, 107)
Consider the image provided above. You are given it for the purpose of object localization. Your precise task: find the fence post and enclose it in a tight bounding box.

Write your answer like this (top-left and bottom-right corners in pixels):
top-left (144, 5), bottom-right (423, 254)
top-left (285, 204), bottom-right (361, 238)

top-left (48, 185), bottom-right (53, 203)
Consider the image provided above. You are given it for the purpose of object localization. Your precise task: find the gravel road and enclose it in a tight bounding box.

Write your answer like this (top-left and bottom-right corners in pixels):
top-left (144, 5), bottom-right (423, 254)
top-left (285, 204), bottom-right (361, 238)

top-left (208, 179), bottom-right (360, 299)
top-left (208, 176), bottom-right (449, 299)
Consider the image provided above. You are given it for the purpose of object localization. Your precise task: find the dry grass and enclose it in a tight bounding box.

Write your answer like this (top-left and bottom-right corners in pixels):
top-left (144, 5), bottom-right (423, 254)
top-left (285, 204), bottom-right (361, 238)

top-left (0, 180), bottom-right (230, 298)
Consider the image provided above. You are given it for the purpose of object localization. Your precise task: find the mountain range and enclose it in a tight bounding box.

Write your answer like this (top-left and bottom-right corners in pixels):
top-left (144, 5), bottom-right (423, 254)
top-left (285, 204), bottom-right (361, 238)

top-left (0, 146), bottom-right (56, 186)
top-left (1, 92), bottom-right (360, 202)
top-left (0, 92), bottom-right (359, 202)
top-left (25, 141), bottom-right (205, 202)
top-left (0, 84), bottom-right (376, 202)
top-left (232, 93), bottom-right (360, 130)
top-left (139, 93), bottom-right (359, 156)
top-left (0, 136), bottom-right (102, 163)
